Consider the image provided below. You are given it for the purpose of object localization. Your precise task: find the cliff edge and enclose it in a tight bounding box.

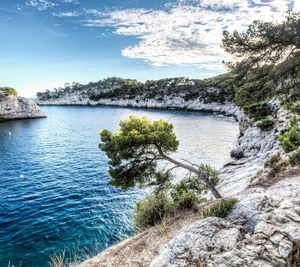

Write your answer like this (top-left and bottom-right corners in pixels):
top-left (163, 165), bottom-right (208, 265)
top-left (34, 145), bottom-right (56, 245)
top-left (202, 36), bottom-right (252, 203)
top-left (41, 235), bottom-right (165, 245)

top-left (0, 91), bottom-right (47, 121)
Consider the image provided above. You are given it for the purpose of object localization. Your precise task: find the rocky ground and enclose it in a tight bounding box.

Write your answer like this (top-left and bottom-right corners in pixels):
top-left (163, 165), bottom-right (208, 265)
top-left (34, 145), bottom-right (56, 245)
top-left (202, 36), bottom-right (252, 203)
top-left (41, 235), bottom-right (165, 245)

top-left (78, 103), bottom-right (300, 267)
top-left (0, 92), bottom-right (46, 121)
top-left (151, 177), bottom-right (300, 267)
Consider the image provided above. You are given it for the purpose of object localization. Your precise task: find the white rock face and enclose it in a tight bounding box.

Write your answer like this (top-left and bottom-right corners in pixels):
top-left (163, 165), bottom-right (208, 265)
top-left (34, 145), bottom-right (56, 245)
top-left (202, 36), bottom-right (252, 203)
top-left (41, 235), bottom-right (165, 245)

top-left (0, 92), bottom-right (46, 121)
top-left (217, 109), bottom-right (289, 197)
top-left (37, 94), bottom-right (240, 117)
top-left (150, 217), bottom-right (243, 267)
top-left (151, 177), bottom-right (300, 267)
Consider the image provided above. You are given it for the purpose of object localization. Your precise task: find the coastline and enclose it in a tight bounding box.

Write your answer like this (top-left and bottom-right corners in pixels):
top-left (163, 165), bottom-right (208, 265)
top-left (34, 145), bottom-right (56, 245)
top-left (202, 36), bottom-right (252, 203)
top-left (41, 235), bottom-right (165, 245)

top-left (75, 103), bottom-right (299, 266)
top-left (37, 97), bottom-right (240, 119)
top-left (36, 94), bottom-right (300, 266)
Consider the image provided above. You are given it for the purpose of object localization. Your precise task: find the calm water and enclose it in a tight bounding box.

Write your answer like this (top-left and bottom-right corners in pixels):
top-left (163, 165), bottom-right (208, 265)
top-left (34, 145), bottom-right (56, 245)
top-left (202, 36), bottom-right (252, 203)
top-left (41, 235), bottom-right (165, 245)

top-left (0, 106), bottom-right (238, 266)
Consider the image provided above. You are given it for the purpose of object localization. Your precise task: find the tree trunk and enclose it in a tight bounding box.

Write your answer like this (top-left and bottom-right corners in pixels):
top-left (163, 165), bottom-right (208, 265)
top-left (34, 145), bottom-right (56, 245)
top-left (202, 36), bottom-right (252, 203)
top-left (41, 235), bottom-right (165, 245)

top-left (205, 178), bottom-right (222, 199)
top-left (157, 147), bottom-right (223, 199)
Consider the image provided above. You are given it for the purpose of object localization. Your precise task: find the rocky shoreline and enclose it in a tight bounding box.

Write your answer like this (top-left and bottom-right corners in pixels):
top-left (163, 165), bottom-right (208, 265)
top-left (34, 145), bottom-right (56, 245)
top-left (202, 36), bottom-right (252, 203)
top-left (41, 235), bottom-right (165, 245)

top-left (37, 97), bottom-right (240, 118)
top-left (0, 92), bottom-right (46, 121)
top-left (78, 102), bottom-right (300, 266)
top-left (36, 87), bottom-right (300, 266)
top-left (149, 109), bottom-right (300, 267)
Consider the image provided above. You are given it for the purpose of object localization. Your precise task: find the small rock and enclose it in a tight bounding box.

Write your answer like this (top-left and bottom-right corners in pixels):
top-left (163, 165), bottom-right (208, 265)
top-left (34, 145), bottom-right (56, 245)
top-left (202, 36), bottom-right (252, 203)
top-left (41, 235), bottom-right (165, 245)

top-left (253, 259), bottom-right (274, 267)
top-left (278, 239), bottom-right (293, 258)
top-left (231, 147), bottom-right (245, 159)
top-left (254, 222), bottom-right (276, 236)
top-left (279, 200), bottom-right (294, 209)
top-left (270, 234), bottom-right (284, 245)
top-left (286, 210), bottom-right (300, 222)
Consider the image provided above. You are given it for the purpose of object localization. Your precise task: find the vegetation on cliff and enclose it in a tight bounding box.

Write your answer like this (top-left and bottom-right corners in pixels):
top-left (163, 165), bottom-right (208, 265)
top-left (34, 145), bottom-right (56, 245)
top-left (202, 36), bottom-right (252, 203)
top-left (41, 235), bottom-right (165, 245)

top-left (280, 116), bottom-right (300, 153)
top-left (223, 12), bottom-right (300, 120)
top-left (36, 75), bottom-right (235, 105)
top-left (223, 11), bottom-right (300, 188)
top-left (0, 87), bottom-right (17, 96)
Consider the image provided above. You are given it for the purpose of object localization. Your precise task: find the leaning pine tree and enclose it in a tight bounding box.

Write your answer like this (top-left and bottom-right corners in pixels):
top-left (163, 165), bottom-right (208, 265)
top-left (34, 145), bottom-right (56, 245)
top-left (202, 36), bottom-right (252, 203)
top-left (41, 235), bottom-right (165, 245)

top-left (99, 115), bottom-right (222, 199)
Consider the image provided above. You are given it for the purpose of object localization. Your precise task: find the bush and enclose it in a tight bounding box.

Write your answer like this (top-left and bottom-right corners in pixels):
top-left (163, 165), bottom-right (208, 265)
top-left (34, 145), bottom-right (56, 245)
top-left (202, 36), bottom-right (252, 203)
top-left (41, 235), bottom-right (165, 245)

top-left (0, 87), bottom-right (17, 96)
top-left (289, 149), bottom-right (300, 166)
top-left (134, 192), bottom-right (174, 229)
top-left (203, 198), bottom-right (237, 218)
top-left (243, 101), bottom-right (272, 121)
top-left (279, 117), bottom-right (300, 152)
top-left (256, 116), bottom-right (275, 131)
top-left (199, 164), bottom-right (220, 186)
top-left (265, 154), bottom-right (288, 177)
top-left (170, 179), bottom-right (203, 210)
top-left (170, 165), bottom-right (219, 200)
top-left (174, 191), bottom-right (201, 211)
top-left (290, 101), bottom-right (300, 115)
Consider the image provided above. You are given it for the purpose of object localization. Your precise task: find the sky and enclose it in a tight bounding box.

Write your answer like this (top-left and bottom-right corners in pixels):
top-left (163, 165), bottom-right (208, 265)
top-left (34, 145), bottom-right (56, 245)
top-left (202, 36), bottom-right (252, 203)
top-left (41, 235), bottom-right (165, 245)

top-left (0, 0), bottom-right (299, 97)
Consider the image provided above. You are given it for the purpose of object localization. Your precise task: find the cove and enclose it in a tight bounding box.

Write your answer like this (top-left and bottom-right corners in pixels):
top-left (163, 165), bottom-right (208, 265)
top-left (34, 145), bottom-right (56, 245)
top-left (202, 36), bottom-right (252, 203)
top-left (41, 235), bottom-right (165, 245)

top-left (0, 106), bottom-right (239, 266)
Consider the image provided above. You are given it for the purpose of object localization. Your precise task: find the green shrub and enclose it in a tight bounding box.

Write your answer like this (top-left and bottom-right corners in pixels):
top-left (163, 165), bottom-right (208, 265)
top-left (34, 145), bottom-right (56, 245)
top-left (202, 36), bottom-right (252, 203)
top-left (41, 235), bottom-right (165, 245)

top-left (203, 198), bottom-right (237, 218)
top-left (265, 154), bottom-right (289, 177)
top-left (0, 87), bottom-right (17, 96)
top-left (199, 164), bottom-right (220, 186)
top-left (243, 101), bottom-right (272, 121)
top-left (174, 191), bottom-right (201, 211)
top-left (170, 165), bottom-right (219, 200)
top-left (279, 117), bottom-right (300, 152)
top-left (171, 180), bottom-right (193, 201)
top-left (256, 116), bottom-right (275, 131)
top-left (249, 170), bottom-right (263, 183)
top-left (289, 149), bottom-right (300, 166)
top-left (290, 101), bottom-right (300, 115)
top-left (134, 192), bottom-right (174, 229)
top-left (290, 115), bottom-right (298, 127)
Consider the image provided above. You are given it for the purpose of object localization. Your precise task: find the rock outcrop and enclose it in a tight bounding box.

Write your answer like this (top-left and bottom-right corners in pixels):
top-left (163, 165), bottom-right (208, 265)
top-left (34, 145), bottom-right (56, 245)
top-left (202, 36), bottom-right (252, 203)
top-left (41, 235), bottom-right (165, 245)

top-left (218, 108), bottom-right (289, 197)
top-left (151, 177), bottom-right (300, 267)
top-left (0, 92), bottom-right (46, 121)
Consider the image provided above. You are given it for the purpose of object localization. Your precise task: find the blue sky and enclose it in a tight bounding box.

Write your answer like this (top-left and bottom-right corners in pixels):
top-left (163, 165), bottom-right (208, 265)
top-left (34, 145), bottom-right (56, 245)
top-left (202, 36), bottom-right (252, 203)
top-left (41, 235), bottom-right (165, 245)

top-left (0, 0), bottom-right (298, 97)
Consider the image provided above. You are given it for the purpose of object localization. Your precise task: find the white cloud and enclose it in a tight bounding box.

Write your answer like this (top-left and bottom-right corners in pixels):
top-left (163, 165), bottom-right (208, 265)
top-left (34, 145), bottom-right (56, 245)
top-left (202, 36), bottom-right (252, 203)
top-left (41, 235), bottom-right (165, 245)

top-left (26, 0), bottom-right (56, 11)
top-left (26, 0), bottom-right (78, 11)
top-left (82, 0), bottom-right (291, 68)
top-left (62, 0), bottom-right (78, 3)
top-left (53, 11), bottom-right (80, 17)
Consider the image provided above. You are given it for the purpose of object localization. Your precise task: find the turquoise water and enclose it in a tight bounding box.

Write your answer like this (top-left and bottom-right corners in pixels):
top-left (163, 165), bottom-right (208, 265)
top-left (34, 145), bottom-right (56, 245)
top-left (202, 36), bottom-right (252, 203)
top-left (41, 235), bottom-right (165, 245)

top-left (0, 106), bottom-right (238, 266)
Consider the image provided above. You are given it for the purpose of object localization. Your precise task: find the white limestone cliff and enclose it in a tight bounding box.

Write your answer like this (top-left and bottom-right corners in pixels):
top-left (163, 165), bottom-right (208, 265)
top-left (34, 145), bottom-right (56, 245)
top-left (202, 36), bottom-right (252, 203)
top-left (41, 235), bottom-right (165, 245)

top-left (0, 92), bottom-right (46, 121)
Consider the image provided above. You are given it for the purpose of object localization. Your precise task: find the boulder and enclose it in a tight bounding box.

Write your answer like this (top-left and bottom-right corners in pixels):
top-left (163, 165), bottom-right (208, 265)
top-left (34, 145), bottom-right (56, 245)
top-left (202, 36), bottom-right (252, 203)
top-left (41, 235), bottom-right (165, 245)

top-left (230, 147), bottom-right (244, 159)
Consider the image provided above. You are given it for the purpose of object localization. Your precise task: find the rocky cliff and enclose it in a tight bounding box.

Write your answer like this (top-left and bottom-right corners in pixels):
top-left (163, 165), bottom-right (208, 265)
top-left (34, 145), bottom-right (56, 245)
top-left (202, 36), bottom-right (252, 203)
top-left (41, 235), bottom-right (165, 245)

top-left (38, 76), bottom-right (300, 266)
top-left (0, 92), bottom-right (46, 121)
top-left (36, 76), bottom-right (239, 117)
top-left (79, 106), bottom-right (300, 267)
